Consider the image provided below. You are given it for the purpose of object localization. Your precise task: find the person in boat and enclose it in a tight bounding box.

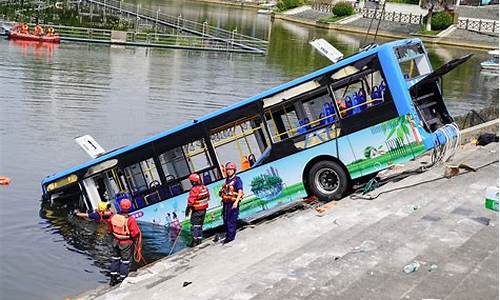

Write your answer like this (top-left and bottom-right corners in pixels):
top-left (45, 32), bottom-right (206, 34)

top-left (20, 23), bottom-right (29, 34)
top-left (46, 26), bottom-right (55, 37)
top-left (218, 162), bottom-right (244, 244)
top-left (185, 173), bottom-right (210, 247)
top-left (75, 201), bottom-right (113, 222)
top-left (33, 24), bottom-right (43, 36)
top-left (108, 198), bottom-right (141, 286)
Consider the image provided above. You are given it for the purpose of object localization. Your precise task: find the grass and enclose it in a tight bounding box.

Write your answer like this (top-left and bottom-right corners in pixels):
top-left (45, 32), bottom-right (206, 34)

top-left (317, 15), bottom-right (349, 24)
top-left (416, 28), bottom-right (442, 36)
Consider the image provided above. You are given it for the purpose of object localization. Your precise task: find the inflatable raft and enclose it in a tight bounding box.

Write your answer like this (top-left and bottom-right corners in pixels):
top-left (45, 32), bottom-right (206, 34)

top-left (8, 31), bottom-right (60, 43)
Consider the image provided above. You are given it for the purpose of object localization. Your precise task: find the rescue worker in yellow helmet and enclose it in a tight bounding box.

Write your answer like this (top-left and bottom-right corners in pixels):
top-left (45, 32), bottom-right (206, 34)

top-left (75, 201), bottom-right (113, 222)
top-left (46, 26), bottom-right (55, 37)
top-left (219, 162), bottom-right (243, 244)
top-left (185, 173), bottom-right (210, 247)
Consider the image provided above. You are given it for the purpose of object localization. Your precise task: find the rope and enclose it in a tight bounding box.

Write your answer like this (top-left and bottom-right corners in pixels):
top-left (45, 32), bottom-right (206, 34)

top-left (133, 231), bottom-right (147, 264)
top-left (168, 230), bottom-right (182, 256)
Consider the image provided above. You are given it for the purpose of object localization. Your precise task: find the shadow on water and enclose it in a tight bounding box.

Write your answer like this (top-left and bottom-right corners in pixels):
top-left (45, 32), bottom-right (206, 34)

top-left (38, 201), bottom-right (192, 282)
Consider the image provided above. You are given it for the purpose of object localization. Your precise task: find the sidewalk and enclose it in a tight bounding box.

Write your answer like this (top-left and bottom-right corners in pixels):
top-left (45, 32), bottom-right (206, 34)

top-left (78, 141), bottom-right (499, 300)
top-left (274, 5), bottom-right (499, 49)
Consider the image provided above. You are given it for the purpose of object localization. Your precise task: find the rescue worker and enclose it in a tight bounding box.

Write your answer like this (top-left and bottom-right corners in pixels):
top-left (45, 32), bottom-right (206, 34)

top-left (185, 173), bottom-right (210, 247)
top-left (46, 26), bottom-right (55, 36)
top-left (33, 24), bottom-right (43, 36)
top-left (75, 201), bottom-right (113, 222)
top-left (108, 199), bottom-right (141, 286)
top-left (21, 23), bottom-right (29, 34)
top-left (219, 162), bottom-right (243, 244)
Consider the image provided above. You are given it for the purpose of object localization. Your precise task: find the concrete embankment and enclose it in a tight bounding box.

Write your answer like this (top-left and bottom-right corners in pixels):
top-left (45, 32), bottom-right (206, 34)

top-left (77, 123), bottom-right (499, 300)
top-left (273, 9), bottom-right (499, 50)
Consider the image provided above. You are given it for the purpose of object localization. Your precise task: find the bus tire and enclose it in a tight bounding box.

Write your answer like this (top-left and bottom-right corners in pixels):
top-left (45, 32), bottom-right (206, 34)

top-left (307, 160), bottom-right (349, 201)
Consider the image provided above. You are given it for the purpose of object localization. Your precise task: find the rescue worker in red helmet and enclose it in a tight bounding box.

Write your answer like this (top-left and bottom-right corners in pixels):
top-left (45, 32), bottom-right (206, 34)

top-left (219, 162), bottom-right (243, 244)
top-left (185, 173), bottom-right (210, 247)
top-left (108, 198), bottom-right (141, 286)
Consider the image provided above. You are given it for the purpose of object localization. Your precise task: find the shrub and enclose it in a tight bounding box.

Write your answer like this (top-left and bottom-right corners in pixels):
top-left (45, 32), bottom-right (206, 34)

top-left (332, 1), bottom-right (354, 17)
top-left (276, 0), bottom-right (305, 11)
top-left (431, 11), bottom-right (453, 30)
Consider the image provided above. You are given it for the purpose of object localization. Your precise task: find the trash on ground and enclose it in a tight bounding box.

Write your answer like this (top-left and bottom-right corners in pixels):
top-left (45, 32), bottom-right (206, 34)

top-left (315, 201), bottom-right (336, 216)
top-left (484, 186), bottom-right (499, 212)
top-left (444, 163), bottom-right (477, 178)
top-left (403, 261), bottom-right (420, 273)
top-left (408, 204), bottom-right (420, 212)
top-left (182, 281), bottom-right (192, 287)
top-left (428, 264), bottom-right (438, 272)
top-left (475, 133), bottom-right (498, 146)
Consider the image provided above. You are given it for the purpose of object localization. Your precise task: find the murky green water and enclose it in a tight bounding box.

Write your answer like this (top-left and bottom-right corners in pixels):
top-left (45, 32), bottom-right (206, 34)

top-left (0, 1), bottom-right (497, 299)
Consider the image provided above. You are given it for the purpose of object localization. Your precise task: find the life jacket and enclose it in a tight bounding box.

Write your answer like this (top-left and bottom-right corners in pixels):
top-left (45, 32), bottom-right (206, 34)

top-left (47, 27), bottom-right (54, 36)
top-left (110, 214), bottom-right (131, 240)
top-left (220, 178), bottom-right (241, 202)
top-left (192, 185), bottom-right (210, 211)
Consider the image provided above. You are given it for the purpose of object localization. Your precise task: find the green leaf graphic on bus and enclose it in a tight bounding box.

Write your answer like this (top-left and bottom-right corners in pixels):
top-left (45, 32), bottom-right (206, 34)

top-left (250, 169), bottom-right (283, 201)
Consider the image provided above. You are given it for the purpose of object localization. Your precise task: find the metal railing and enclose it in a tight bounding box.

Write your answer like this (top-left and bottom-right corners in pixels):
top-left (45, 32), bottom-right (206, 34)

top-left (457, 17), bottom-right (499, 33)
top-left (84, 0), bottom-right (268, 53)
top-left (310, 4), bottom-right (424, 24)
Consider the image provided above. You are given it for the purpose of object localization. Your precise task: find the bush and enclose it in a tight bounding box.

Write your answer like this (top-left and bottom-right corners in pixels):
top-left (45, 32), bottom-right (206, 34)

top-left (332, 1), bottom-right (354, 17)
top-left (276, 0), bottom-right (305, 11)
top-left (431, 11), bottom-right (453, 30)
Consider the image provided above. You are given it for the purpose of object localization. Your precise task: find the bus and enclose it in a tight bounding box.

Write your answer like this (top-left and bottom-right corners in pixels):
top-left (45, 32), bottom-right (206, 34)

top-left (41, 38), bottom-right (469, 230)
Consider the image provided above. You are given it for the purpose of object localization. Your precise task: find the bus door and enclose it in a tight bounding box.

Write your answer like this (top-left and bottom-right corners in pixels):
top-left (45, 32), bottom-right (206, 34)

top-left (408, 55), bottom-right (472, 132)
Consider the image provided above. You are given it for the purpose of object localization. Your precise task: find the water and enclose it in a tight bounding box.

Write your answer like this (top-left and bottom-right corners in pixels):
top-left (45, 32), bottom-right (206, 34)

top-left (0, 1), bottom-right (498, 299)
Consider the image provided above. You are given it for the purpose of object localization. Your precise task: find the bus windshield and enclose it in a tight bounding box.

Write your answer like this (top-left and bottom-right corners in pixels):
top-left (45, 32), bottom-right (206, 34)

top-left (394, 43), bottom-right (432, 81)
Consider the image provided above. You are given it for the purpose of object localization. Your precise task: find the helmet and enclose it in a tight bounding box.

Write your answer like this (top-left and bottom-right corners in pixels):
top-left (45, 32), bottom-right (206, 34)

top-left (189, 173), bottom-right (201, 184)
top-left (225, 162), bottom-right (237, 171)
top-left (97, 201), bottom-right (108, 212)
top-left (119, 199), bottom-right (132, 212)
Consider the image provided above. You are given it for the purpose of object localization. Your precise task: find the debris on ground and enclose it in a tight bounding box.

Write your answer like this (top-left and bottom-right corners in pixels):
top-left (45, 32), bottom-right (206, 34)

top-left (485, 186), bottom-right (499, 212)
top-left (315, 201), bottom-right (336, 216)
top-left (403, 261), bottom-right (420, 273)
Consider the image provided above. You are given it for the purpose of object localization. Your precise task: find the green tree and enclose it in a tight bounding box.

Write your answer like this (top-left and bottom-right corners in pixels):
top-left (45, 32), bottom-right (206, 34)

top-left (420, 0), bottom-right (455, 31)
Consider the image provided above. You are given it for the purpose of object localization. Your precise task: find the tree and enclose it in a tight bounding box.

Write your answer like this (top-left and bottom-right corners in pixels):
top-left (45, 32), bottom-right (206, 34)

top-left (420, 0), bottom-right (455, 31)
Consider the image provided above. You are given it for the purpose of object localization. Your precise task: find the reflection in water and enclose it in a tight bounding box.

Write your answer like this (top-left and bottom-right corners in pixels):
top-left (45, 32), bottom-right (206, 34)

top-left (0, 0), bottom-right (498, 299)
top-left (9, 40), bottom-right (59, 62)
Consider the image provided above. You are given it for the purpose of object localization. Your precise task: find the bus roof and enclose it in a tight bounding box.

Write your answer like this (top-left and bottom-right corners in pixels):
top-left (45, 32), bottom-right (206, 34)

top-left (41, 38), bottom-right (421, 186)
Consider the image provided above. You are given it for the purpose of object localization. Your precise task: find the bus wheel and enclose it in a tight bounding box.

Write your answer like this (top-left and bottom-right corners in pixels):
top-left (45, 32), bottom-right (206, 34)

top-left (307, 160), bottom-right (349, 201)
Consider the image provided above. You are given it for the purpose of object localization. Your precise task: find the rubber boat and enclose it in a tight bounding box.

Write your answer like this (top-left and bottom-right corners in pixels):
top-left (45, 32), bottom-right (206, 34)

top-left (480, 50), bottom-right (499, 70)
top-left (8, 31), bottom-right (60, 43)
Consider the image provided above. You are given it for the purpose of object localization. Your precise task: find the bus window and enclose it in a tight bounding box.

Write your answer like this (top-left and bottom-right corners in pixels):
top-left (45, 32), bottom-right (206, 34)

top-left (123, 162), bottom-right (148, 193)
top-left (158, 147), bottom-right (190, 192)
top-left (182, 139), bottom-right (220, 184)
top-left (210, 115), bottom-right (270, 173)
top-left (264, 87), bottom-right (340, 152)
top-left (328, 55), bottom-right (393, 121)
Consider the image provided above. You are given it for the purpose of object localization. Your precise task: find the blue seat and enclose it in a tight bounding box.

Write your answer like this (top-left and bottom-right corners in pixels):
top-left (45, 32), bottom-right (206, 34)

top-left (323, 102), bottom-right (336, 124)
top-left (351, 94), bottom-right (362, 115)
top-left (379, 81), bottom-right (386, 93)
top-left (170, 183), bottom-right (182, 196)
top-left (297, 118), bottom-right (311, 134)
top-left (343, 96), bottom-right (352, 116)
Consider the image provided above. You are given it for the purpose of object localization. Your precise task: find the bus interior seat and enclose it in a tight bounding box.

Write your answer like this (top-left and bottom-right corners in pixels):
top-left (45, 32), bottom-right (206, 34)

top-left (297, 118), bottom-right (312, 134)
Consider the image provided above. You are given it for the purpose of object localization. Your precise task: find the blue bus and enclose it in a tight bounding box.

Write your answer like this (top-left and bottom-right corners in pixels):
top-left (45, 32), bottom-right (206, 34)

top-left (41, 38), bottom-right (469, 229)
